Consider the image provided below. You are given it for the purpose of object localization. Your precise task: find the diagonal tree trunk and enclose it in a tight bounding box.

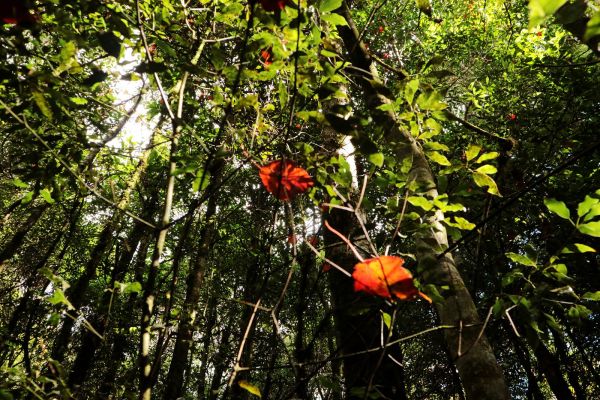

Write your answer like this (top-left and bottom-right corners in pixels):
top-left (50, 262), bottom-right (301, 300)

top-left (329, 3), bottom-right (509, 399)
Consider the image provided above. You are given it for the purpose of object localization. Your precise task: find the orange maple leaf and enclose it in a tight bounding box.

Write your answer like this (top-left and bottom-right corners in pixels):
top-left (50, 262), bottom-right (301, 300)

top-left (352, 256), bottom-right (431, 302)
top-left (259, 160), bottom-right (314, 201)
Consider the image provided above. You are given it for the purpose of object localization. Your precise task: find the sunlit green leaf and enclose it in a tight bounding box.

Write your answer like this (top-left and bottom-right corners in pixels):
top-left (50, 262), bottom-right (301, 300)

top-left (528, 0), bottom-right (568, 28)
top-left (577, 195), bottom-right (599, 218)
top-left (578, 221), bottom-right (600, 237)
top-left (475, 165), bottom-right (497, 175)
top-left (465, 145), bottom-right (481, 162)
top-left (506, 252), bottom-right (537, 267)
top-left (427, 151), bottom-right (451, 166)
top-left (544, 198), bottom-right (570, 220)
top-left (319, 0), bottom-right (343, 13)
top-left (407, 196), bottom-right (433, 211)
top-left (368, 153), bottom-right (384, 167)
top-left (472, 172), bottom-right (500, 196)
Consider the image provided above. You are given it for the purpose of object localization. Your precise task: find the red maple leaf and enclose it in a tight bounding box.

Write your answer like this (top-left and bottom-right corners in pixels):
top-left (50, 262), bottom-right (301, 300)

top-left (352, 256), bottom-right (431, 302)
top-left (0, 0), bottom-right (37, 25)
top-left (259, 160), bottom-right (314, 201)
top-left (260, 0), bottom-right (286, 12)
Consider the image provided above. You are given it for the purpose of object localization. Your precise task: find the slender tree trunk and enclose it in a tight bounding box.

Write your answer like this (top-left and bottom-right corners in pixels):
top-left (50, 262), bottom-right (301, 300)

top-left (526, 332), bottom-right (574, 400)
top-left (67, 208), bottom-right (156, 389)
top-left (292, 248), bottom-right (311, 399)
top-left (51, 221), bottom-right (118, 362)
top-left (331, 3), bottom-right (509, 399)
top-left (0, 203), bottom-right (49, 265)
top-left (325, 209), bottom-right (407, 399)
top-left (98, 229), bottom-right (153, 399)
top-left (208, 322), bottom-right (234, 400)
top-left (552, 329), bottom-right (586, 399)
top-left (507, 323), bottom-right (545, 400)
top-left (163, 158), bottom-right (224, 399)
top-left (196, 294), bottom-right (219, 398)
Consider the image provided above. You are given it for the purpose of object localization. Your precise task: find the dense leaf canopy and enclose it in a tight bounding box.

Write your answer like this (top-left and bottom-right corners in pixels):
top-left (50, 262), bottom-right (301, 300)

top-left (1, 0), bottom-right (599, 399)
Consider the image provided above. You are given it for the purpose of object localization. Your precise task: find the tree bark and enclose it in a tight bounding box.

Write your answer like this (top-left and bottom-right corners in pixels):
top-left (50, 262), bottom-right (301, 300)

top-left (331, 3), bottom-right (509, 399)
top-left (163, 158), bottom-right (224, 400)
top-left (0, 203), bottom-right (49, 265)
top-left (526, 332), bottom-right (574, 400)
top-left (325, 209), bottom-right (408, 399)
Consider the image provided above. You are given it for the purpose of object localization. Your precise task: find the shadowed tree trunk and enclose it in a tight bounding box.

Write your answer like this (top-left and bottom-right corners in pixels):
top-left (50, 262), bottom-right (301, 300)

top-left (328, 3), bottom-right (509, 398)
top-left (97, 228), bottom-right (154, 399)
top-left (0, 203), bottom-right (49, 265)
top-left (163, 158), bottom-right (224, 400)
top-left (526, 331), bottom-right (574, 400)
top-left (325, 208), bottom-right (408, 399)
top-left (67, 198), bottom-right (158, 390)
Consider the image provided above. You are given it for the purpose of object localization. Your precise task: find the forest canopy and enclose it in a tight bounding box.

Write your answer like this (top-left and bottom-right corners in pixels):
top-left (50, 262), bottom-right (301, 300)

top-left (1, 0), bottom-right (599, 399)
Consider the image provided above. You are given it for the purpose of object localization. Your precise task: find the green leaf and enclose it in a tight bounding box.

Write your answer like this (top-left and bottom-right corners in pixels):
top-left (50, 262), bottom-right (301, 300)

top-left (12, 177), bottom-right (28, 188)
top-left (368, 153), bottom-right (384, 167)
top-left (21, 191), bottom-right (34, 205)
top-left (321, 13), bottom-right (348, 27)
top-left (453, 216), bottom-right (475, 230)
top-left (472, 172), bottom-right (500, 196)
top-left (404, 79), bottom-right (419, 104)
top-left (416, 90), bottom-right (447, 111)
top-left (544, 198), bottom-right (570, 220)
top-left (47, 289), bottom-right (75, 310)
top-left (319, 0), bottom-right (343, 13)
top-left (584, 11), bottom-right (600, 42)
top-left (476, 152), bottom-right (500, 163)
top-left (506, 252), bottom-right (537, 267)
top-left (577, 195), bottom-right (599, 218)
top-left (32, 90), bottom-right (53, 120)
top-left (465, 145), bottom-right (481, 162)
top-left (475, 165), bottom-right (498, 175)
top-left (407, 196), bottom-right (434, 211)
top-left (583, 203), bottom-right (600, 221)
top-left (238, 380), bottom-right (261, 398)
top-left (40, 188), bottom-right (55, 204)
top-left (529, 0), bottom-right (568, 28)
top-left (115, 281), bottom-right (142, 294)
top-left (427, 151), bottom-right (451, 166)
top-left (582, 291), bottom-right (600, 301)
top-left (69, 97), bottom-right (88, 105)
top-left (424, 141), bottom-right (449, 152)
top-left (573, 243), bottom-right (596, 253)
top-left (381, 311), bottom-right (392, 330)
top-left (578, 221), bottom-right (600, 237)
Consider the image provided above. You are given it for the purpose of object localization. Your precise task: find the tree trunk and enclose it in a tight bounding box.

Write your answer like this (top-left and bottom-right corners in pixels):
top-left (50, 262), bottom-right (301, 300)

top-left (507, 323), bottom-right (545, 400)
top-left (67, 208), bottom-right (156, 390)
top-left (51, 221), bottom-right (118, 362)
top-left (331, 3), bottom-right (509, 399)
top-left (163, 158), bottom-right (224, 400)
top-left (526, 332), bottom-right (574, 400)
top-left (0, 203), bottom-right (49, 265)
top-left (325, 209), bottom-right (407, 399)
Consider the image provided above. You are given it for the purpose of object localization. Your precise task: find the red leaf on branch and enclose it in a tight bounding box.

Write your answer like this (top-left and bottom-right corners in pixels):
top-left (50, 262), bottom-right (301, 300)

top-left (259, 160), bottom-right (314, 201)
top-left (352, 256), bottom-right (431, 302)
top-left (260, 48), bottom-right (273, 66)
top-left (260, 0), bottom-right (286, 12)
